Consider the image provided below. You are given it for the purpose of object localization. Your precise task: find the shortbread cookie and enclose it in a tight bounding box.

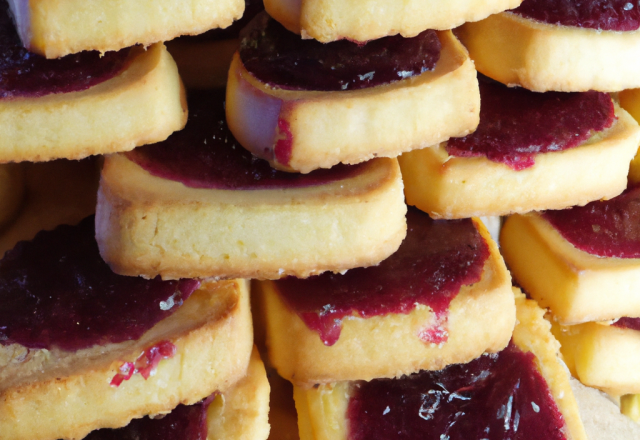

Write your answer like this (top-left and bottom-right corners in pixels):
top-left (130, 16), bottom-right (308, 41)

top-left (501, 186), bottom-right (640, 324)
top-left (618, 87), bottom-right (640, 183)
top-left (264, 0), bottom-right (522, 43)
top-left (0, 163), bottom-right (25, 231)
top-left (621, 393), bottom-right (640, 424)
top-left (292, 290), bottom-right (587, 440)
top-left (226, 14), bottom-right (479, 173)
top-left (256, 208), bottom-right (514, 387)
top-left (97, 91), bottom-right (406, 280)
top-left (0, 218), bottom-right (253, 440)
top-left (8, 0), bottom-right (244, 58)
top-left (456, 2), bottom-right (640, 92)
top-left (399, 79), bottom-right (640, 218)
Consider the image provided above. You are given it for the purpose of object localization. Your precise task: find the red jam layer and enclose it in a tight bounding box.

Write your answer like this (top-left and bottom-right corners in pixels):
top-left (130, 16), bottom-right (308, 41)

top-left (446, 77), bottom-right (615, 170)
top-left (513, 0), bottom-right (640, 31)
top-left (0, 2), bottom-right (130, 99)
top-left (543, 185), bottom-right (640, 258)
top-left (110, 341), bottom-right (177, 387)
top-left (238, 13), bottom-right (441, 91)
top-left (613, 317), bottom-right (640, 332)
top-left (274, 208), bottom-right (490, 346)
top-left (347, 342), bottom-right (567, 440)
top-left (182, 0), bottom-right (263, 42)
top-left (0, 217), bottom-right (200, 351)
top-left (126, 90), bottom-right (366, 189)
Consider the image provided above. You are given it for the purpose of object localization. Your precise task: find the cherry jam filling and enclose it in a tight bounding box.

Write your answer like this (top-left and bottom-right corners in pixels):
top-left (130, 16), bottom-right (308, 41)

top-left (446, 77), bottom-right (615, 170)
top-left (110, 341), bottom-right (177, 387)
top-left (543, 185), bottom-right (640, 258)
top-left (613, 317), bottom-right (640, 332)
top-left (0, 216), bottom-right (200, 351)
top-left (0, 1), bottom-right (131, 99)
top-left (274, 208), bottom-right (490, 346)
top-left (513, 0), bottom-right (640, 31)
top-left (126, 90), bottom-right (366, 189)
top-left (347, 342), bottom-right (567, 440)
top-left (238, 12), bottom-right (441, 91)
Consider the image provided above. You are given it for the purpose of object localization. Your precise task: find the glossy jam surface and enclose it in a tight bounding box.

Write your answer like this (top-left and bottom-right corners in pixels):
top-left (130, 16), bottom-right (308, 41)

top-left (613, 317), bottom-right (640, 331)
top-left (110, 341), bottom-right (177, 387)
top-left (0, 217), bottom-right (200, 351)
top-left (514, 0), bottom-right (640, 31)
top-left (183, 0), bottom-right (264, 42)
top-left (275, 208), bottom-right (490, 346)
top-left (239, 13), bottom-right (441, 91)
top-left (543, 186), bottom-right (640, 258)
top-left (0, 2), bottom-right (130, 99)
top-left (127, 91), bottom-right (366, 189)
top-left (347, 342), bottom-right (567, 440)
top-left (446, 78), bottom-right (615, 170)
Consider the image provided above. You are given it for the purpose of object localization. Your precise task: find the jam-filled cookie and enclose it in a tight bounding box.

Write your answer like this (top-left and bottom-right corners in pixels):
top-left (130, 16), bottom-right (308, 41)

top-left (255, 208), bottom-right (514, 387)
top-left (457, 0), bottom-right (640, 92)
top-left (226, 14), bottom-right (479, 173)
top-left (8, 0), bottom-right (244, 58)
top-left (96, 91), bottom-right (406, 280)
top-left (399, 78), bottom-right (640, 218)
top-left (292, 290), bottom-right (587, 440)
top-left (0, 163), bottom-right (25, 231)
top-left (264, 0), bottom-right (522, 43)
top-left (618, 87), bottom-right (640, 183)
top-left (0, 218), bottom-right (253, 440)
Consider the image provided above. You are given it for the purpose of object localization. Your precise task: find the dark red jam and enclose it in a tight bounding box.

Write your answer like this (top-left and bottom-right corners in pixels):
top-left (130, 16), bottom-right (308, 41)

top-left (84, 394), bottom-right (215, 440)
top-left (543, 185), bottom-right (640, 258)
top-left (110, 341), bottom-right (177, 387)
top-left (0, 2), bottom-right (130, 99)
top-left (274, 208), bottom-right (490, 346)
top-left (179, 0), bottom-right (263, 42)
top-left (613, 317), bottom-right (640, 331)
top-left (514, 0), bottom-right (640, 31)
top-left (238, 12), bottom-right (441, 91)
top-left (0, 217), bottom-right (200, 351)
top-left (126, 90), bottom-right (366, 189)
top-left (446, 77), bottom-right (615, 170)
top-left (347, 342), bottom-right (567, 440)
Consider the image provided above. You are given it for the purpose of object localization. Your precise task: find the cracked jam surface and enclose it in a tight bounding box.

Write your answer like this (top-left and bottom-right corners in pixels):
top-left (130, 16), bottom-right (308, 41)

top-left (0, 216), bottom-right (200, 351)
top-left (239, 12), bottom-right (441, 91)
top-left (446, 78), bottom-right (615, 170)
top-left (347, 342), bottom-right (567, 440)
top-left (0, 2), bottom-right (130, 99)
top-left (274, 208), bottom-right (489, 346)
top-left (513, 0), bottom-right (640, 31)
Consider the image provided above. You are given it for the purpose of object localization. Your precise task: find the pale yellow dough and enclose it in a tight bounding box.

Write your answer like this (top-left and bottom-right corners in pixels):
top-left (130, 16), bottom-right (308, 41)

top-left (264, 0), bottom-right (522, 42)
top-left (618, 88), bottom-right (640, 183)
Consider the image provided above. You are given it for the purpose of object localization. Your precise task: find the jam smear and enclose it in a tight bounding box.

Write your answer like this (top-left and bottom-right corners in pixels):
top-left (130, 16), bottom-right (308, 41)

top-left (239, 12), bottom-right (441, 91)
top-left (543, 185), bottom-right (640, 258)
top-left (347, 342), bottom-right (567, 440)
top-left (514, 0), bottom-right (640, 31)
top-left (0, 216), bottom-right (200, 351)
top-left (613, 317), bottom-right (640, 332)
top-left (179, 0), bottom-right (264, 42)
top-left (275, 208), bottom-right (490, 346)
top-left (126, 90), bottom-right (366, 189)
top-left (110, 341), bottom-right (177, 387)
top-left (0, 2), bottom-right (131, 99)
top-left (446, 77), bottom-right (615, 170)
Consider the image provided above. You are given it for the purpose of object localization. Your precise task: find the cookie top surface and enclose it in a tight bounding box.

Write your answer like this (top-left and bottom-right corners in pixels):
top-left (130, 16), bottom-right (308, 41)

top-left (542, 185), bottom-right (640, 258)
top-left (238, 12), bottom-right (441, 91)
top-left (347, 342), bottom-right (567, 440)
top-left (273, 208), bottom-right (489, 346)
top-left (513, 0), bottom-right (640, 31)
top-left (0, 216), bottom-right (200, 351)
top-left (446, 78), bottom-right (615, 170)
top-left (126, 91), bottom-right (367, 189)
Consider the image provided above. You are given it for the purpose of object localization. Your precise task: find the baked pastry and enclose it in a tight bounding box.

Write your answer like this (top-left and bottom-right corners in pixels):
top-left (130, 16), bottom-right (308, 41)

top-left (256, 208), bottom-right (514, 387)
top-left (618, 87), bottom-right (640, 183)
top-left (226, 14), bottom-right (479, 173)
top-left (293, 290), bottom-right (587, 440)
top-left (399, 78), bottom-right (640, 218)
top-left (500, 185), bottom-right (640, 324)
top-left (456, 0), bottom-right (640, 92)
top-left (0, 163), bottom-right (25, 231)
top-left (7, 0), bottom-right (244, 58)
top-left (0, 217), bottom-right (253, 440)
top-left (264, 0), bottom-right (523, 43)
top-left (96, 91), bottom-right (406, 280)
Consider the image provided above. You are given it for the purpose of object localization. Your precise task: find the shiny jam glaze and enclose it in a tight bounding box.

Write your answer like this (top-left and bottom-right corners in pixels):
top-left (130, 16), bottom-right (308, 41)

top-left (238, 12), bottom-right (441, 91)
top-left (543, 185), bottom-right (640, 258)
top-left (446, 78), bottom-right (615, 170)
top-left (181, 0), bottom-right (264, 42)
top-left (513, 0), bottom-right (640, 31)
top-left (613, 317), bottom-right (640, 331)
top-left (0, 217), bottom-right (200, 351)
top-left (274, 208), bottom-right (490, 346)
top-left (347, 342), bottom-right (567, 440)
top-left (0, 2), bottom-right (131, 99)
top-left (126, 90), bottom-right (366, 189)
